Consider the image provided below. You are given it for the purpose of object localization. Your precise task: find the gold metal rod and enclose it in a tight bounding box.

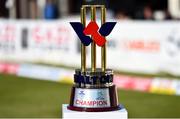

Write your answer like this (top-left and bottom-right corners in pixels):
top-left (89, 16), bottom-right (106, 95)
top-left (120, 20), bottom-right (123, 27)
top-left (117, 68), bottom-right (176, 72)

top-left (101, 7), bottom-right (106, 72)
top-left (91, 6), bottom-right (96, 72)
top-left (81, 7), bottom-right (86, 72)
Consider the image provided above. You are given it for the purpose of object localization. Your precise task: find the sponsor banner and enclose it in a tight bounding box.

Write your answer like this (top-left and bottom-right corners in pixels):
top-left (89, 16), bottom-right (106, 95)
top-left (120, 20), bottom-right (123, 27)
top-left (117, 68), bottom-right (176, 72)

top-left (58, 68), bottom-right (74, 84)
top-left (0, 19), bottom-right (79, 67)
top-left (24, 20), bottom-right (78, 66)
top-left (175, 80), bottom-right (180, 95)
top-left (0, 21), bottom-right (19, 56)
top-left (0, 63), bottom-right (19, 74)
top-left (17, 63), bottom-right (74, 81)
top-left (149, 78), bottom-right (177, 95)
top-left (0, 20), bottom-right (180, 75)
top-left (108, 22), bottom-right (180, 75)
top-left (1, 62), bottom-right (180, 96)
top-left (113, 75), bottom-right (152, 92)
top-left (74, 88), bottom-right (111, 108)
top-left (0, 62), bottom-right (74, 82)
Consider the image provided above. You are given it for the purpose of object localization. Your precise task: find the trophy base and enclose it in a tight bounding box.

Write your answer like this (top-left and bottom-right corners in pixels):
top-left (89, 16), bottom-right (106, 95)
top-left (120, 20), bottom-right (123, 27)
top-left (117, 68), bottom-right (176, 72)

top-left (68, 85), bottom-right (119, 112)
top-left (67, 105), bottom-right (120, 112)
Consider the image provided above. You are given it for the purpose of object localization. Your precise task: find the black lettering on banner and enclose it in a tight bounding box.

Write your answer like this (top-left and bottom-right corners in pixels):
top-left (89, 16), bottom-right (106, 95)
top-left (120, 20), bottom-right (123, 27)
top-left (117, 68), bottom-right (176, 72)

top-left (21, 28), bottom-right (28, 49)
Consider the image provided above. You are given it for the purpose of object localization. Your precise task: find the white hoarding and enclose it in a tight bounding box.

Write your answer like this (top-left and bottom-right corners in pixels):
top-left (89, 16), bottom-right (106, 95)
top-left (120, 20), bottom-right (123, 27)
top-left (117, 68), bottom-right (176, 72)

top-left (0, 19), bottom-right (180, 75)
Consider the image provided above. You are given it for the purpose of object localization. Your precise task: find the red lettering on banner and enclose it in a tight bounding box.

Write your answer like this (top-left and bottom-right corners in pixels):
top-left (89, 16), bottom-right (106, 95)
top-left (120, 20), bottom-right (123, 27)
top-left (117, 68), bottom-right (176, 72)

top-left (0, 25), bottom-right (15, 41)
top-left (123, 40), bottom-right (160, 52)
top-left (32, 27), bottom-right (43, 43)
top-left (31, 26), bottom-right (70, 45)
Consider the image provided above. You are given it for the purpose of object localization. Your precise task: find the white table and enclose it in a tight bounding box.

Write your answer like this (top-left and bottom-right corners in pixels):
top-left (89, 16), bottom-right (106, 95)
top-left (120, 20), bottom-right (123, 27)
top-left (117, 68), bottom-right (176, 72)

top-left (62, 104), bottom-right (128, 119)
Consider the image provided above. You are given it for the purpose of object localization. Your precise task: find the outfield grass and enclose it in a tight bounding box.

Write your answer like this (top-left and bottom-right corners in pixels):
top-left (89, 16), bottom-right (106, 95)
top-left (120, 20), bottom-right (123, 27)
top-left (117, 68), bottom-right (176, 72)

top-left (0, 74), bottom-right (180, 118)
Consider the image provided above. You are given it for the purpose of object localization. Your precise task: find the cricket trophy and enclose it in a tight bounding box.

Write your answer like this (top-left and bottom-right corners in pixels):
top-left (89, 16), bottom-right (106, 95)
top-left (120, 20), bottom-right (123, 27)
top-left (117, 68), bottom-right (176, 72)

top-left (68, 0), bottom-right (120, 112)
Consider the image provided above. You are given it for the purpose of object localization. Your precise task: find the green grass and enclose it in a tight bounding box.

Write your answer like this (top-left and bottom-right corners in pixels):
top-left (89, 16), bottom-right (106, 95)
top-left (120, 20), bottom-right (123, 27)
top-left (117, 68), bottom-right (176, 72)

top-left (0, 74), bottom-right (180, 118)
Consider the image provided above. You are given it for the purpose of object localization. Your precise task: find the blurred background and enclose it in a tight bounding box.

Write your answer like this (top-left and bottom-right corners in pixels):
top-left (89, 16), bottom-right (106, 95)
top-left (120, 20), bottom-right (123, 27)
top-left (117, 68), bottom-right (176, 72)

top-left (0, 0), bottom-right (179, 20)
top-left (0, 0), bottom-right (180, 118)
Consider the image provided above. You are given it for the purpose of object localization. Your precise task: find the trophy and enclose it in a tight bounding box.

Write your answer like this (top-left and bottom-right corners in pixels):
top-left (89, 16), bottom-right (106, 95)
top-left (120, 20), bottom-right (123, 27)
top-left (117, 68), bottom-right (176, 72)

top-left (68, 0), bottom-right (119, 112)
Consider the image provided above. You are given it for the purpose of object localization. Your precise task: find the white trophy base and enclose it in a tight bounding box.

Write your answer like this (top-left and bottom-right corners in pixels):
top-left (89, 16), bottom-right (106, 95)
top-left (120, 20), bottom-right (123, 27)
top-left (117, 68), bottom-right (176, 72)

top-left (62, 104), bottom-right (128, 119)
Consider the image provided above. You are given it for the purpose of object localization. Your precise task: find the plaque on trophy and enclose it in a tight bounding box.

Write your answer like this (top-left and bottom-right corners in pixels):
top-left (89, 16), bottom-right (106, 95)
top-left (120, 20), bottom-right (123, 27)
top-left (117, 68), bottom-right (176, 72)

top-left (68, 0), bottom-right (119, 112)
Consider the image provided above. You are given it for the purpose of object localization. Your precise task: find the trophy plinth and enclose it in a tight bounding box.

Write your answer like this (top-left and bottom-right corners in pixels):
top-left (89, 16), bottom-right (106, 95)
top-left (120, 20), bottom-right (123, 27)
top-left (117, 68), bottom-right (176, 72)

top-left (68, 69), bottom-right (119, 112)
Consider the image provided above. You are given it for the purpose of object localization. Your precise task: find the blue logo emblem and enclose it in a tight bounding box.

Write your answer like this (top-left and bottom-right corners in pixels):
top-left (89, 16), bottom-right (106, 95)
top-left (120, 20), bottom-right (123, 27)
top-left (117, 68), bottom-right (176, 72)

top-left (96, 91), bottom-right (105, 100)
top-left (78, 91), bottom-right (85, 99)
top-left (70, 21), bottom-right (116, 46)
